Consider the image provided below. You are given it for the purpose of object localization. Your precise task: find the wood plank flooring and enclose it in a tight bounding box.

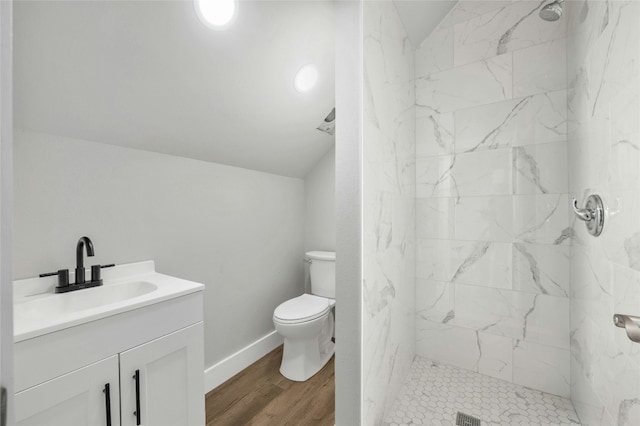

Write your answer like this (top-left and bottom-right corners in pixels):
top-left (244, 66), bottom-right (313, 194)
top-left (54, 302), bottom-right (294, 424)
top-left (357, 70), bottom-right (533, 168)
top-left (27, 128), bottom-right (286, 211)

top-left (205, 345), bottom-right (335, 426)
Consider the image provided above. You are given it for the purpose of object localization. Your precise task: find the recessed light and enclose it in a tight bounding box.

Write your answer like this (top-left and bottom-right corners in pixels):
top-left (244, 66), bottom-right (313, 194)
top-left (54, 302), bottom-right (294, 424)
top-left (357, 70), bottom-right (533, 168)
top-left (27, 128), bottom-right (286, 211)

top-left (194, 0), bottom-right (237, 30)
top-left (294, 64), bottom-right (318, 93)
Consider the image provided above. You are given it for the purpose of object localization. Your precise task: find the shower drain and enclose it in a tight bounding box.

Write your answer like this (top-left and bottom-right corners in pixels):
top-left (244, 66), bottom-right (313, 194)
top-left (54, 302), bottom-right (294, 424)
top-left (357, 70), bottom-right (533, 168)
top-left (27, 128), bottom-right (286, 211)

top-left (456, 412), bottom-right (481, 426)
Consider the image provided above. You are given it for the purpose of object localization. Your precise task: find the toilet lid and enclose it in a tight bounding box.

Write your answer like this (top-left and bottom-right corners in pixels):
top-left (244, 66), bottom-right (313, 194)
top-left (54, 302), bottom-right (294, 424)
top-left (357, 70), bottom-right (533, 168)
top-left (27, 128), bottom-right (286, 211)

top-left (274, 294), bottom-right (330, 323)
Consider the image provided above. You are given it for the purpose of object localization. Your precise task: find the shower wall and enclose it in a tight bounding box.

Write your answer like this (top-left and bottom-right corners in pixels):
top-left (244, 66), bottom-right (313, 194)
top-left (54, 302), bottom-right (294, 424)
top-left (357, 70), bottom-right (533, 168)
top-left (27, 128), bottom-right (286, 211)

top-left (415, 1), bottom-right (571, 397)
top-left (566, 0), bottom-right (640, 424)
top-left (362, 2), bottom-right (416, 424)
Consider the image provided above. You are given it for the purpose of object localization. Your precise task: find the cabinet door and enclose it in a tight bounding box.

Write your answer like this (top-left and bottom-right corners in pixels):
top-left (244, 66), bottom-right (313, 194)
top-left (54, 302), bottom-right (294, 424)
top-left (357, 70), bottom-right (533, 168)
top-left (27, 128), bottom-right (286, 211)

top-left (120, 322), bottom-right (204, 426)
top-left (15, 355), bottom-right (120, 426)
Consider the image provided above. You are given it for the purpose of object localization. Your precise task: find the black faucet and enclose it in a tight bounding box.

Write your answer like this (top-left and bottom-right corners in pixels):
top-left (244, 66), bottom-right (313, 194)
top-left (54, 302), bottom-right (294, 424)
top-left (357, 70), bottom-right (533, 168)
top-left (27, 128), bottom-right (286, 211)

top-left (39, 236), bottom-right (114, 293)
top-left (75, 236), bottom-right (95, 284)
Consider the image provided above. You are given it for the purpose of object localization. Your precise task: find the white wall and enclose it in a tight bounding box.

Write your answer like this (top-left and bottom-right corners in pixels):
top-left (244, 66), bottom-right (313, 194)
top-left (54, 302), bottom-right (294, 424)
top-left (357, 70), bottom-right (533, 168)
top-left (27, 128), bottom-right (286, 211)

top-left (13, 131), bottom-right (305, 370)
top-left (304, 146), bottom-right (335, 252)
top-left (334, 1), bottom-right (363, 423)
top-left (0, 1), bottom-right (14, 423)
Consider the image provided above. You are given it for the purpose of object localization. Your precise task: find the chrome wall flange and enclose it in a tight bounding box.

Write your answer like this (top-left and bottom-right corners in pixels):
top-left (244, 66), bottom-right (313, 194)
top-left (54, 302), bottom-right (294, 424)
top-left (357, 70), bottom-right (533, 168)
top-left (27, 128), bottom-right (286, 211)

top-left (572, 194), bottom-right (605, 237)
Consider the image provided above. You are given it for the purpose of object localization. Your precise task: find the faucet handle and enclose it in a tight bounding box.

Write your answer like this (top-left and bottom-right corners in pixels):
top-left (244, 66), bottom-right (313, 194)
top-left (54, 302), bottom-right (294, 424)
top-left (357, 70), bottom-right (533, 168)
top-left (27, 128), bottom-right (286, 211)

top-left (90, 263), bottom-right (115, 283)
top-left (39, 269), bottom-right (69, 288)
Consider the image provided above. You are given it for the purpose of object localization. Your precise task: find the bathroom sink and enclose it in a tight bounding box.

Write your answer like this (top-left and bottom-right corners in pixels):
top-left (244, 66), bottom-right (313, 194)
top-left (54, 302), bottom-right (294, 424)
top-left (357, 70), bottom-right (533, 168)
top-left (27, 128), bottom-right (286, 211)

top-left (15, 281), bottom-right (157, 320)
top-left (13, 260), bottom-right (204, 342)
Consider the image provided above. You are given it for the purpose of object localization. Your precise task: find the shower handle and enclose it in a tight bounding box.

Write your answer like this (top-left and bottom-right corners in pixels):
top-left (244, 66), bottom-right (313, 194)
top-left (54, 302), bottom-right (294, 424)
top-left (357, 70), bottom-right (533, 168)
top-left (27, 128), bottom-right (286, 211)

top-left (572, 199), bottom-right (592, 221)
top-left (572, 195), bottom-right (604, 237)
top-left (613, 314), bottom-right (640, 343)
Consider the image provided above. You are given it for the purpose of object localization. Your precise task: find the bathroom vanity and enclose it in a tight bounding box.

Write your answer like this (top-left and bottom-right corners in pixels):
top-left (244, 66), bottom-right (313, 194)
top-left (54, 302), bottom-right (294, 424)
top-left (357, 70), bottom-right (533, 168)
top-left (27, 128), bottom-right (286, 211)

top-left (13, 261), bottom-right (205, 426)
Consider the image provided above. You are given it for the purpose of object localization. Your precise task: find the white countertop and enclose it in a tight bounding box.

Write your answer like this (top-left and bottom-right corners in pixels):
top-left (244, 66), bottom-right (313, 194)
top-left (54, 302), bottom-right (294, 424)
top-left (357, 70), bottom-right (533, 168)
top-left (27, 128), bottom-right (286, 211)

top-left (14, 260), bottom-right (204, 342)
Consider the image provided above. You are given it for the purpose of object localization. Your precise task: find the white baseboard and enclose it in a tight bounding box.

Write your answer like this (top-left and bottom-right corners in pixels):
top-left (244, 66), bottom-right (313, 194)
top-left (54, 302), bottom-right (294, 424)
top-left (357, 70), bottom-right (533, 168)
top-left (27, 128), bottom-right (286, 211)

top-left (204, 330), bottom-right (284, 393)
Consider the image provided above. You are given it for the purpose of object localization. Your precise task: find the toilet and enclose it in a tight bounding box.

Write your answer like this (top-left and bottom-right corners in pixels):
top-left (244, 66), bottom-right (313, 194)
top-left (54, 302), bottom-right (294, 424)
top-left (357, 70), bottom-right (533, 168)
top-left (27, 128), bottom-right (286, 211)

top-left (273, 251), bottom-right (336, 382)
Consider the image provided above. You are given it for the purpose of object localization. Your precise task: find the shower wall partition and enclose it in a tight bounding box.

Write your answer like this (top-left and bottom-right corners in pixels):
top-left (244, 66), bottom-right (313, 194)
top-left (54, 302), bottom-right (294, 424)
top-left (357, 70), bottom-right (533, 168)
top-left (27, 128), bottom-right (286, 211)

top-left (362, 2), bottom-right (416, 424)
top-left (357, 0), bottom-right (640, 425)
top-left (567, 1), bottom-right (640, 424)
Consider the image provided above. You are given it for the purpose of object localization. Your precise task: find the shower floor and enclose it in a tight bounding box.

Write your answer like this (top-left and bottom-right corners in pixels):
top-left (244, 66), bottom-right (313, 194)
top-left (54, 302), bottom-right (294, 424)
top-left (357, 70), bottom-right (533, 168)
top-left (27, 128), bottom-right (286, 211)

top-left (384, 357), bottom-right (581, 426)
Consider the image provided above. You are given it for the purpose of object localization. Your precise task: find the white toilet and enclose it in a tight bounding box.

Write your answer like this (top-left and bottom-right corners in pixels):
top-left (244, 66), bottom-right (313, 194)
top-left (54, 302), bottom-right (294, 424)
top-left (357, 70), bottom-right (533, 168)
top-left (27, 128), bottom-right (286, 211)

top-left (273, 251), bottom-right (336, 382)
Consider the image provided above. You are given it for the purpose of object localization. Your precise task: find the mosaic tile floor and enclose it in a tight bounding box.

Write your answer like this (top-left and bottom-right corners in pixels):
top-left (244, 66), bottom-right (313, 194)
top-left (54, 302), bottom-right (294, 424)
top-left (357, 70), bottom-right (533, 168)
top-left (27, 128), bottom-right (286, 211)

top-left (384, 357), bottom-right (581, 426)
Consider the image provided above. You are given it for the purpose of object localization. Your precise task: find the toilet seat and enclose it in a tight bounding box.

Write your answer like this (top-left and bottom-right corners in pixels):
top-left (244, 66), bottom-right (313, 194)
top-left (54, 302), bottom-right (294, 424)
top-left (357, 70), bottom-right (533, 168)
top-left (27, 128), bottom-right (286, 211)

top-left (274, 294), bottom-right (332, 324)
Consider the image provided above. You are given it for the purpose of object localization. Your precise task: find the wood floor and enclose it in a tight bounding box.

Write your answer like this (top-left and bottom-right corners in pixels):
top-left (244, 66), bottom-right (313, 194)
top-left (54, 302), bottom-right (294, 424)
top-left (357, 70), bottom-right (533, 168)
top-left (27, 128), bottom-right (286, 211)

top-left (205, 345), bottom-right (335, 426)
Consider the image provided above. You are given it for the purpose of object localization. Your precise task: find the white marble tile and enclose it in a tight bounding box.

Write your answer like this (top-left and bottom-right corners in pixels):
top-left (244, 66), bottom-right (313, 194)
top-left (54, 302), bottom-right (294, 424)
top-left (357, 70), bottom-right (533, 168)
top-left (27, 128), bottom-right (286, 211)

top-left (454, 1), bottom-right (566, 66)
top-left (455, 90), bottom-right (567, 153)
top-left (416, 197), bottom-right (455, 239)
top-left (415, 111), bottom-right (455, 157)
top-left (416, 54), bottom-right (513, 115)
top-left (510, 90), bottom-right (568, 147)
top-left (513, 340), bottom-right (571, 398)
top-left (454, 284), bottom-right (569, 349)
top-left (455, 196), bottom-right (513, 242)
top-left (477, 332), bottom-right (513, 381)
top-left (454, 284), bottom-right (533, 339)
top-left (416, 320), bottom-right (481, 370)
top-left (415, 15), bottom-right (454, 76)
top-left (448, 240), bottom-right (512, 289)
top-left (454, 149), bottom-right (512, 196)
top-left (417, 239), bottom-right (512, 289)
top-left (513, 243), bottom-right (570, 297)
top-left (523, 293), bottom-right (570, 349)
top-left (416, 279), bottom-right (455, 324)
top-left (513, 194), bottom-right (571, 245)
top-left (513, 142), bottom-right (569, 195)
top-left (362, 2), bottom-right (416, 424)
top-left (570, 244), bottom-right (613, 328)
top-left (601, 191), bottom-right (640, 273)
top-left (416, 149), bottom-right (511, 198)
top-left (450, 1), bottom-right (511, 25)
top-left (513, 38), bottom-right (567, 98)
top-left (415, 155), bottom-right (457, 198)
top-left (416, 112), bottom-right (455, 158)
top-left (571, 354), bottom-right (606, 426)
top-left (564, 1), bottom-right (640, 418)
top-left (612, 263), bottom-right (640, 317)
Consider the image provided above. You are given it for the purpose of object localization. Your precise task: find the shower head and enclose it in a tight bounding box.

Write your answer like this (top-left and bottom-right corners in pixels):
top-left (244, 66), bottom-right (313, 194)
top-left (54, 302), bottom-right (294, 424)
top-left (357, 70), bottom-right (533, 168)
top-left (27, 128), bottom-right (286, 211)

top-left (539, 0), bottom-right (564, 21)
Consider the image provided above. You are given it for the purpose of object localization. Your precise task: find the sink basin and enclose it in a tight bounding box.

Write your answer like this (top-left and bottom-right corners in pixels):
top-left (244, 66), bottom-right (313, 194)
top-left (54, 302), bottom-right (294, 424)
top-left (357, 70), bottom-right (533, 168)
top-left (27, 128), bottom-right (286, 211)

top-left (13, 260), bottom-right (204, 342)
top-left (15, 281), bottom-right (157, 320)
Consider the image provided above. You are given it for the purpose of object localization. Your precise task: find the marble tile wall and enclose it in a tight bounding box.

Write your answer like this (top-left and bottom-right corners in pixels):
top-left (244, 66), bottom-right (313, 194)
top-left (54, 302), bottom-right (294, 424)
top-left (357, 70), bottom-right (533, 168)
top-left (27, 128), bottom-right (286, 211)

top-left (566, 0), bottom-right (640, 424)
top-left (415, 0), bottom-right (572, 398)
top-left (362, 2), bottom-right (416, 424)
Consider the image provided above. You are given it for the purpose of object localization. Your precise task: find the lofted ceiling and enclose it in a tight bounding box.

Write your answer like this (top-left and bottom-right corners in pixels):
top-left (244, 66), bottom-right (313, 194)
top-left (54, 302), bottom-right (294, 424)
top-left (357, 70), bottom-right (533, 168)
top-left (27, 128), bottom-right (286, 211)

top-left (14, 1), bottom-right (335, 178)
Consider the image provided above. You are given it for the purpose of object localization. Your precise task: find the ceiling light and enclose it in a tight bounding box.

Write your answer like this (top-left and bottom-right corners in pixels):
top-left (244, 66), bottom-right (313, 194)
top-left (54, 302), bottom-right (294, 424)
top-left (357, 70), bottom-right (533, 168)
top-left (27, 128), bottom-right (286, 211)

top-left (194, 0), bottom-right (237, 29)
top-left (294, 65), bottom-right (318, 93)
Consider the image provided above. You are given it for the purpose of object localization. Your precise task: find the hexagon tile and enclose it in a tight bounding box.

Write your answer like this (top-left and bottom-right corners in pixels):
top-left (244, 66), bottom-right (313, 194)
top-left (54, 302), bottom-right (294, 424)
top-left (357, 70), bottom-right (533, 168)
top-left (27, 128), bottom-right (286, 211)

top-left (384, 357), bottom-right (581, 426)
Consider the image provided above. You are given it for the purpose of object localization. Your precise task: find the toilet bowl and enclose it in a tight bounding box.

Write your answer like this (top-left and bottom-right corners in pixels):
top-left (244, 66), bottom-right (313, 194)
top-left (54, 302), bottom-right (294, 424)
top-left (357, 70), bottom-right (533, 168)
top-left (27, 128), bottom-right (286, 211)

top-left (273, 294), bottom-right (335, 381)
top-left (273, 251), bottom-right (336, 382)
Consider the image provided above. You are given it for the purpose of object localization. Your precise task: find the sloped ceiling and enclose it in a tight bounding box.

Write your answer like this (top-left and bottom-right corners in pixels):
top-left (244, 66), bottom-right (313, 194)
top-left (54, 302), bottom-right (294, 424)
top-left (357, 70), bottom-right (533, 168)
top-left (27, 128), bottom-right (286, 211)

top-left (394, 0), bottom-right (456, 47)
top-left (14, 1), bottom-right (335, 178)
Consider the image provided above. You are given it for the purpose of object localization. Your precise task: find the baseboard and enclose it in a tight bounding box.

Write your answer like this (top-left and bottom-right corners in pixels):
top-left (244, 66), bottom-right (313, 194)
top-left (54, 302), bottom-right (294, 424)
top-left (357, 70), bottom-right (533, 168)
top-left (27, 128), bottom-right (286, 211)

top-left (204, 330), bottom-right (284, 393)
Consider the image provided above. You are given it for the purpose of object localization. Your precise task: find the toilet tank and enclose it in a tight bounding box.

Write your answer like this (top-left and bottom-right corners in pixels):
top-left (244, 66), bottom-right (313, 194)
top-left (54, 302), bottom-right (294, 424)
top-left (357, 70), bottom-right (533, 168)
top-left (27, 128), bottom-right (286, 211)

top-left (307, 251), bottom-right (336, 299)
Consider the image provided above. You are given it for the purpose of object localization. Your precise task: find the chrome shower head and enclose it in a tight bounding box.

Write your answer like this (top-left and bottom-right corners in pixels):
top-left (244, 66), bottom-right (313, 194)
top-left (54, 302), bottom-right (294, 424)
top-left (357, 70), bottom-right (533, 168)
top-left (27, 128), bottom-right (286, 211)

top-left (539, 0), bottom-right (564, 21)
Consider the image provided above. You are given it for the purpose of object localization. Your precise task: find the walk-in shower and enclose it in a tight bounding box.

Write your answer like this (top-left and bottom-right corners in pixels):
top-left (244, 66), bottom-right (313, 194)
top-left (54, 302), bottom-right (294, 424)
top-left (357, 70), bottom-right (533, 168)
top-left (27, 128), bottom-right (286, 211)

top-left (360, 0), bottom-right (640, 424)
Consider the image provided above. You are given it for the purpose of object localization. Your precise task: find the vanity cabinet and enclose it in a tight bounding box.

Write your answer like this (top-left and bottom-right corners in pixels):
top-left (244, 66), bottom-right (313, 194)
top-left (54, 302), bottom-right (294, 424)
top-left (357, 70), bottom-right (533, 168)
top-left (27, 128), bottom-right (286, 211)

top-left (15, 355), bottom-right (121, 426)
top-left (14, 262), bottom-right (206, 426)
top-left (16, 323), bottom-right (204, 426)
top-left (120, 323), bottom-right (204, 426)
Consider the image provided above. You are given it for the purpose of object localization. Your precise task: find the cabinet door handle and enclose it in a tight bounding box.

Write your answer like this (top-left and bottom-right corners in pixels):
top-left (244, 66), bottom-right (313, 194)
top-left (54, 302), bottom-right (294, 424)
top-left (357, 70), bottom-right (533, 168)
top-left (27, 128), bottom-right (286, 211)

top-left (103, 383), bottom-right (112, 426)
top-left (133, 370), bottom-right (141, 425)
